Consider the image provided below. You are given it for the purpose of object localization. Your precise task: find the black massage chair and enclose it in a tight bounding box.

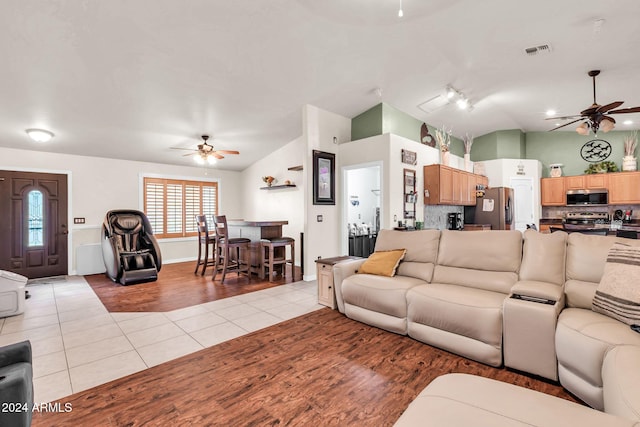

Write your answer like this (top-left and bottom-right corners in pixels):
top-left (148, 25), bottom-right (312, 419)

top-left (101, 209), bottom-right (162, 285)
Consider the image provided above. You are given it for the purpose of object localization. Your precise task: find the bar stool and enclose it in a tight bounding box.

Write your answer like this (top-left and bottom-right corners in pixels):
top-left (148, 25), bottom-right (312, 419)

top-left (194, 215), bottom-right (216, 276)
top-left (212, 215), bottom-right (251, 282)
top-left (260, 237), bottom-right (295, 282)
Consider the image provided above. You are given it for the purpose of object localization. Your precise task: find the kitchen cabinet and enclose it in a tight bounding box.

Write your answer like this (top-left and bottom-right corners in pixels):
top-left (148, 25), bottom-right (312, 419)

top-left (608, 172), bottom-right (640, 204)
top-left (585, 174), bottom-right (608, 189)
top-left (564, 174), bottom-right (608, 190)
top-left (540, 178), bottom-right (565, 206)
top-left (423, 164), bottom-right (484, 206)
top-left (543, 172), bottom-right (640, 206)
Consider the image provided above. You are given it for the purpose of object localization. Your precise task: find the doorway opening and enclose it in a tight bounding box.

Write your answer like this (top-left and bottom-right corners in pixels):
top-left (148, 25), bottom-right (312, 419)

top-left (342, 162), bottom-right (382, 257)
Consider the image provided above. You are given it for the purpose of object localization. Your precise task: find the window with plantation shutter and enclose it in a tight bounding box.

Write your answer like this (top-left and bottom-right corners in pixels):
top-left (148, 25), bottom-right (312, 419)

top-left (143, 177), bottom-right (218, 238)
top-left (184, 185), bottom-right (200, 233)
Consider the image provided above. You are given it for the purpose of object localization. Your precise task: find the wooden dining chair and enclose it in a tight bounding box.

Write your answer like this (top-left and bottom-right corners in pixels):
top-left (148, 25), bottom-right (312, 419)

top-left (194, 215), bottom-right (216, 276)
top-left (211, 215), bottom-right (251, 282)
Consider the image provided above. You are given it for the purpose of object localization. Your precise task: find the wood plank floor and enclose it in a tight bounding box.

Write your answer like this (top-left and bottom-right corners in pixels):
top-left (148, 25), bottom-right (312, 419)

top-left (85, 262), bottom-right (301, 312)
top-left (32, 309), bottom-right (579, 427)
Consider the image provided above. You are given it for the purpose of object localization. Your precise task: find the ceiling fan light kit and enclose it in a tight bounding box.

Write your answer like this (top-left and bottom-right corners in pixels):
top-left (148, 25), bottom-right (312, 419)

top-left (171, 134), bottom-right (239, 165)
top-left (548, 70), bottom-right (640, 135)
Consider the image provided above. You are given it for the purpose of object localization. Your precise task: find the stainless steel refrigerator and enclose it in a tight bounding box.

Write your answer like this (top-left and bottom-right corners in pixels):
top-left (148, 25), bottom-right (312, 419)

top-left (472, 187), bottom-right (514, 230)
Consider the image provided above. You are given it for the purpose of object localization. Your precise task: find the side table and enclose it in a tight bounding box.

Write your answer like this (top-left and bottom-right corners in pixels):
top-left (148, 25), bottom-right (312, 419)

top-left (315, 256), bottom-right (363, 309)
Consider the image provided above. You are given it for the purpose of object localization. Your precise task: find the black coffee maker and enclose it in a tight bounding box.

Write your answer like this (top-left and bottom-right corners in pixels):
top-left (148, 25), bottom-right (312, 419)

top-left (447, 213), bottom-right (463, 230)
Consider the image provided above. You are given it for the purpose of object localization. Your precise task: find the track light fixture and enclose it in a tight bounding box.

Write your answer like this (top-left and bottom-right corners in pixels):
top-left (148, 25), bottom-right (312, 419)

top-left (445, 85), bottom-right (473, 111)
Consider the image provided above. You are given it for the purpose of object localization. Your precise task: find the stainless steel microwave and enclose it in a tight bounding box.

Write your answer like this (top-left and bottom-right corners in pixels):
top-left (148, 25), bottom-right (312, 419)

top-left (566, 189), bottom-right (608, 205)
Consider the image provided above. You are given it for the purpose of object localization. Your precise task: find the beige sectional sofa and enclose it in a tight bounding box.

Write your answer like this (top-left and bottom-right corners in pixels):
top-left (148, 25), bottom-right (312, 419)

top-left (332, 229), bottom-right (640, 425)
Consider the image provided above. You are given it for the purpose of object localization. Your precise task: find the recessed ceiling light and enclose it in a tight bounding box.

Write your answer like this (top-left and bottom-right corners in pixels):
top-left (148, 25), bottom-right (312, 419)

top-left (624, 120), bottom-right (633, 125)
top-left (546, 110), bottom-right (556, 117)
top-left (555, 123), bottom-right (561, 127)
top-left (25, 128), bottom-right (54, 142)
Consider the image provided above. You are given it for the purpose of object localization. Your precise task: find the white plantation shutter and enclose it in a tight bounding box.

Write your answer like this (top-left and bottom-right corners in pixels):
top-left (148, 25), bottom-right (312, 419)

top-left (202, 185), bottom-right (217, 223)
top-left (166, 183), bottom-right (183, 234)
top-left (145, 181), bottom-right (164, 234)
top-left (185, 185), bottom-right (200, 233)
top-left (143, 178), bottom-right (218, 238)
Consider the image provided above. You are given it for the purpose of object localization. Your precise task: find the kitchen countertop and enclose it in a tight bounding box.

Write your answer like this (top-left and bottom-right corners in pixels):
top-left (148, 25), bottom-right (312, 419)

top-left (227, 220), bottom-right (289, 227)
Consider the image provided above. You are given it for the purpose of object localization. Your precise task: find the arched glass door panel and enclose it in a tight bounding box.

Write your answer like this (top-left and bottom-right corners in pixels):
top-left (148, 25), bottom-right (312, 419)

top-left (28, 190), bottom-right (44, 247)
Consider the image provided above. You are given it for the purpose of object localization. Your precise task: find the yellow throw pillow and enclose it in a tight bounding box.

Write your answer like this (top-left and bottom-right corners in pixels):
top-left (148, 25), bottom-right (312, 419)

top-left (358, 249), bottom-right (406, 277)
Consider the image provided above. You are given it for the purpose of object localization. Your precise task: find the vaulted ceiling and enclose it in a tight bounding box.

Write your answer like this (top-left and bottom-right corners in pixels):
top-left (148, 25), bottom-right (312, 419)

top-left (1, 0), bottom-right (639, 170)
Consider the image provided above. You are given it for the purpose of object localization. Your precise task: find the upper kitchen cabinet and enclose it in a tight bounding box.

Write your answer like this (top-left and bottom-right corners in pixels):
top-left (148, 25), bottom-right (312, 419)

top-left (564, 174), bottom-right (608, 190)
top-left (423, 164), bottom-right (482, 206)
top-left (540, 177), bottom-right (565, 206)
top-left (608, 171), bottom-right (640, 204)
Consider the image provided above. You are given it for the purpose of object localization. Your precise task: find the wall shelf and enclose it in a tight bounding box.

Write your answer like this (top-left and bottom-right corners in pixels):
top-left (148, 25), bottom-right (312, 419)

top-left (288, 165), bottom-right (303, 171)
top-left (260, 184), bottom-right (297, 190)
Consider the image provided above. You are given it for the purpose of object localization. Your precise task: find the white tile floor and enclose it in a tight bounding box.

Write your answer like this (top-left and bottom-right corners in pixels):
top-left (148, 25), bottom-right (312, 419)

top-left (0, 276), bottom-right (322, 404)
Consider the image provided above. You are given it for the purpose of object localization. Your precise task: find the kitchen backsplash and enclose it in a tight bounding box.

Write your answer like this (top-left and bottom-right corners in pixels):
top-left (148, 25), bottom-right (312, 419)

top-left (543, 204), bottom-right (640, 220)
top-left (423, 205), bottom-right (464, 230)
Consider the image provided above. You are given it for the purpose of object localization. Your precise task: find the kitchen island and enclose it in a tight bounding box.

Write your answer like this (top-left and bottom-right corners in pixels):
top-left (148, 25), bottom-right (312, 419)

top-left (227, 220), bottom-right (290, 275)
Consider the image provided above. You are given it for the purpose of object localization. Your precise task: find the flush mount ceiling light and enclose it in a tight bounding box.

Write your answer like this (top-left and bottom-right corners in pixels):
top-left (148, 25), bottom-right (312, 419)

top-left (25, 128), bottom-right (54, 142)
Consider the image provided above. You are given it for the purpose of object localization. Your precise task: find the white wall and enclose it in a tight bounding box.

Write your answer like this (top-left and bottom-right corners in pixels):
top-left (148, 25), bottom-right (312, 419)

top-left (0, 147), bottom-right (242, 274)
top-left (339, 133), bottom-right (468, 248)
top-left (240, 136), bottom-right (305, 264)
top-left (303, 105), bottom-right (351, 280)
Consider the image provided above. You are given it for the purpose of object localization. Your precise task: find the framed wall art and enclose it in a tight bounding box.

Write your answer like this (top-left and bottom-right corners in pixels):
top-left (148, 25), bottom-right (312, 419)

top-left (312, 150), bottom-right (335, 205)
top-left (401, 149), bottom-right (417, 165)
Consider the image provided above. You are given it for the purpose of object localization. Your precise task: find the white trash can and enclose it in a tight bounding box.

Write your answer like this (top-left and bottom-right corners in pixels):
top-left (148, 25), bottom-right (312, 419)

top-left (0, 270), bottom-right (27, 318)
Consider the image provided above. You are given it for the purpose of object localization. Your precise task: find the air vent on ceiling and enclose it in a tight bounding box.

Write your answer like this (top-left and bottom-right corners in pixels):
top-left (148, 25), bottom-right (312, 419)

top-left (418, 94), bottom-right (449, 114)
top-left (524, 44), bottom-right (552, 56)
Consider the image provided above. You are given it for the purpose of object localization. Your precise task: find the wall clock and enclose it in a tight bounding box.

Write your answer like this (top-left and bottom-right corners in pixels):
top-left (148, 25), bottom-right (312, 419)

top-left (580, 139), bottom-right (612, 162)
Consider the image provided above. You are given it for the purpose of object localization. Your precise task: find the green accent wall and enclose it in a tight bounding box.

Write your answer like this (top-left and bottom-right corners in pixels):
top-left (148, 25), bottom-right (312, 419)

top-left (351, 102), bottom-right (464, 156)
top-left (351, 104), bottom-right (383, 141)
top-left (381, 104), bottom-right (423, 142)
top-left (471, 131), bottom-right (499, 161)
top-left (525, 130), bottom-right (633, 177)
top-left (350, 103), bottom-right (637, 177)
top-left (471, 130), bottom-right (525, 161)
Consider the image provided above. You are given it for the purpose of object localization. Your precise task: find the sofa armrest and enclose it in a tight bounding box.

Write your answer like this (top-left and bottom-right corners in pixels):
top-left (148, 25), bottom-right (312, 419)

top-left (0, 341), bottom-right (32, 368)
top-left (332, 259), bottom-right (367, 314)
top-left (603, 345), bottom-right (640, 422)
top-left (510, 281), bottom-right (565, 305)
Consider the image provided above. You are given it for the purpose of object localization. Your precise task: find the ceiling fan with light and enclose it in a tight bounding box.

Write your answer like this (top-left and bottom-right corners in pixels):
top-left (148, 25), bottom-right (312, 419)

top-left (547, 70), bottom-right (640, 135)
top-left (171, 135), bottom-right (239, 165)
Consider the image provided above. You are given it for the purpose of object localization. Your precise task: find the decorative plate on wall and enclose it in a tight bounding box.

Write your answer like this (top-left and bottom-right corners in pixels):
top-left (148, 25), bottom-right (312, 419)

top-left (580, 139), bottom-right (612, 162)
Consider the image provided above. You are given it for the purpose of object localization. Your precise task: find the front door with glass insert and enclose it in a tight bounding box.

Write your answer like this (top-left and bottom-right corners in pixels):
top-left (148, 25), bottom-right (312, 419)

top-left (0, 171), bottom-right (68, 278)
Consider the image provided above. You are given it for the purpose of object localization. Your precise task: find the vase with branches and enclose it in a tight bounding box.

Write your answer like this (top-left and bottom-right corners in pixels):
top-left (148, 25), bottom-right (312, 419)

top-left (435, 125), bottom-right (452, 165)
top-left (623, 131), bottom-right (638, 171)
top-left (463, 133), bottom-right (473, 172)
